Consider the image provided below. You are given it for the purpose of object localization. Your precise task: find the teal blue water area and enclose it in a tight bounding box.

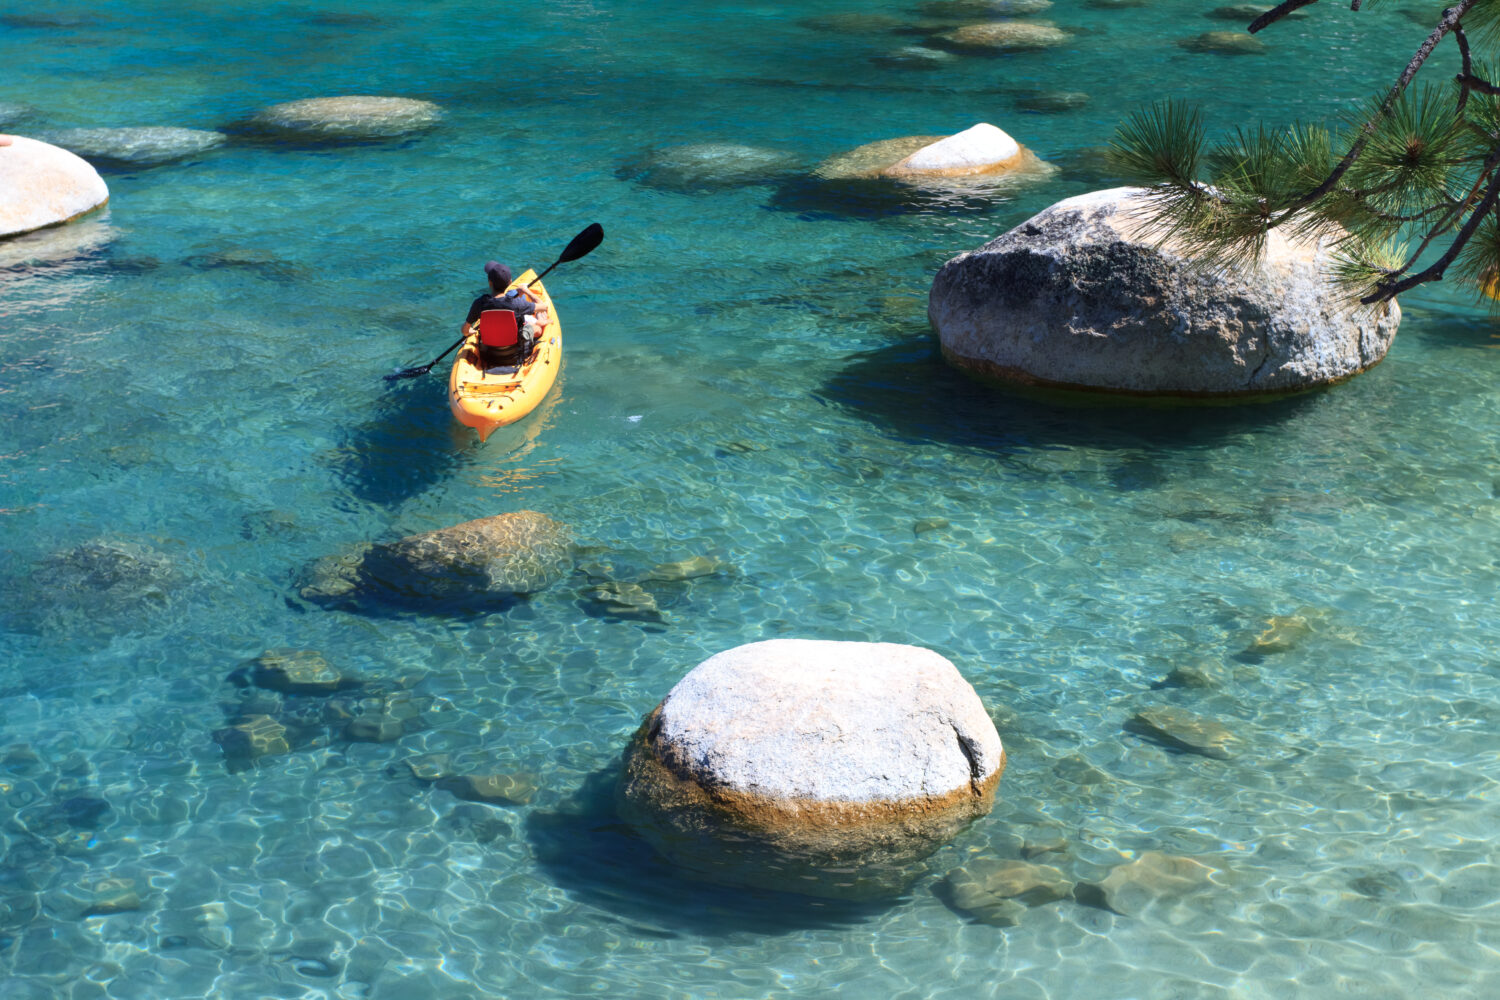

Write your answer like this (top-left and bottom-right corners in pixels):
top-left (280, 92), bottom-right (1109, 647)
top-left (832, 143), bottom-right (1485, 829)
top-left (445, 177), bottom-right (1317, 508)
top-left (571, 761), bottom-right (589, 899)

top-left (3, 1), bottom-right (1499, 997)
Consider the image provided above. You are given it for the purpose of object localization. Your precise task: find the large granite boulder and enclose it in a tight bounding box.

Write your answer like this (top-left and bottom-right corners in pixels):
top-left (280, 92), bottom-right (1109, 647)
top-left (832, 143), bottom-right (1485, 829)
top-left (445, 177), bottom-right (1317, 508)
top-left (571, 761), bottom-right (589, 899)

top-left (0, 135), bottom-right (109, 238)
top-left (929, 187), bottom-right (1401, 396)
top-left (617, 639), bottom-right (1006, 900)
top-left (249, 96), bottom-right (442, 140)
top-left (299, 511), bottom-right (572, 609)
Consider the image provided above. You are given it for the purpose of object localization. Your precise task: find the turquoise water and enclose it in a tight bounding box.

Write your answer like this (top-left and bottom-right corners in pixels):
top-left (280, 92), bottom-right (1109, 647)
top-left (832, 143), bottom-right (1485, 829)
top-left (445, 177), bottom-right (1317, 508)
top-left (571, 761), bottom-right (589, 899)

top-left (3, 1), bottom-right (1500, 997)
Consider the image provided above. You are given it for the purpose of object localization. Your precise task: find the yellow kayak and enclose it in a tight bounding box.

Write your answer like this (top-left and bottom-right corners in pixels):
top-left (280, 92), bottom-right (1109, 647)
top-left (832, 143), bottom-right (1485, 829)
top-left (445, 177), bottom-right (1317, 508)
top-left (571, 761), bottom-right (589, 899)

top-left (447, 268), bottom-right (561, 442)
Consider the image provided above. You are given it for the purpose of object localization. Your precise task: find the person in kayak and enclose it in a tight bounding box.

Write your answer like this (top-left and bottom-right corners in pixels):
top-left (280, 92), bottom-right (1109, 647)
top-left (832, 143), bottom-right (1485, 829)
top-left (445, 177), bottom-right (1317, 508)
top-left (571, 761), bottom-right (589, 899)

top-left (462, 260), bottom-right (537, 368)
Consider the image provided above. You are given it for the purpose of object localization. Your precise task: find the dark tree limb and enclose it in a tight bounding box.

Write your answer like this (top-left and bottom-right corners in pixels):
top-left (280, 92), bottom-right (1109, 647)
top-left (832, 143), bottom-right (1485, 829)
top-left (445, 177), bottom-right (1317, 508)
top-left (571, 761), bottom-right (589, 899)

top-left (1249, 0), bottom-right (1322, 34)
top-left (1456, 25), bottom-right (1473, 112)
top-left (1456, 72), bottom-right (1500, 96)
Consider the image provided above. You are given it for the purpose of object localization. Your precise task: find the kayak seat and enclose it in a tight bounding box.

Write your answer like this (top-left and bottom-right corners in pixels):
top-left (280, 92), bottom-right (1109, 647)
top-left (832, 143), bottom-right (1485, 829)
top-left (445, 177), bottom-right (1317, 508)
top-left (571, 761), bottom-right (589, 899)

top-left (478, 309), bottom-right (519, 348)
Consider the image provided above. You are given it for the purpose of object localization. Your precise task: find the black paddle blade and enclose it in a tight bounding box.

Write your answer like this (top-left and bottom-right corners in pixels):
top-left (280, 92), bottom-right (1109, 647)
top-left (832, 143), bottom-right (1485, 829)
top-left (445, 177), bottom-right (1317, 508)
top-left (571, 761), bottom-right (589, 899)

top-left (559, 222), bottom-right (604, 263)
top-left (383, 363), bottom-right (434, 382)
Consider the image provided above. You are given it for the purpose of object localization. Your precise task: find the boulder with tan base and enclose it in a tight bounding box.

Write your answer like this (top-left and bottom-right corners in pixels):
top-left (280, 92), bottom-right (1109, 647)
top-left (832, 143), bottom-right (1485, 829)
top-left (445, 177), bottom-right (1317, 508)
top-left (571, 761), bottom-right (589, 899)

top-left (617, 639), bottom-right (1006, 900)
top-left (0, 135), bottom-right (109, 238)
top-left (816, 122), bottom-right (1054, 188)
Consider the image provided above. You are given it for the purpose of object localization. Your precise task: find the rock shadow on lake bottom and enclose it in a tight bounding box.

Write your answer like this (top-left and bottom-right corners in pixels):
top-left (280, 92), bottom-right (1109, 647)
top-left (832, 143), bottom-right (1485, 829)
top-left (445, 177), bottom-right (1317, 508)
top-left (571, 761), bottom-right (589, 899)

top-left (818, 341), bottom-right (1328, 453)
top-left (524, 765), bottom-right (897, 936)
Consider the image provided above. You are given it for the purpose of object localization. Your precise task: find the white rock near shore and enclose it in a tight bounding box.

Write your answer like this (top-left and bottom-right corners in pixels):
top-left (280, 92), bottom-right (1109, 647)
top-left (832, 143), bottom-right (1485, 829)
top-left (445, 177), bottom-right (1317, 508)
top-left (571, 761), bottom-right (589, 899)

top-left (929, 186), bottom-right (1402, 396)
top-left (0, 135), bottom-right (109, 238)
top-left (618, 639), bottom-right (1006, 899)
top-left (817, 122), bottom-right (1056, 187)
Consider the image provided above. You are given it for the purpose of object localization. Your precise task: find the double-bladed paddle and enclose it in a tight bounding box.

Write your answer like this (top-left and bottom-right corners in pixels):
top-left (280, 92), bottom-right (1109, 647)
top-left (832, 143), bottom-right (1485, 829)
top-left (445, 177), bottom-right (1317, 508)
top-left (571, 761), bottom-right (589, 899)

top-left (384, 222), bottom-right (605, 382)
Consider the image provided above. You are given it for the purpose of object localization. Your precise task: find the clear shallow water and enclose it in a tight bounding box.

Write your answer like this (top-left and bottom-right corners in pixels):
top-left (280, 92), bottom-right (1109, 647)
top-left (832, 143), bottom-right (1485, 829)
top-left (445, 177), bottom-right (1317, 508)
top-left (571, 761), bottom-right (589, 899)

top-left (3, 1), bottom-right (1499, 997)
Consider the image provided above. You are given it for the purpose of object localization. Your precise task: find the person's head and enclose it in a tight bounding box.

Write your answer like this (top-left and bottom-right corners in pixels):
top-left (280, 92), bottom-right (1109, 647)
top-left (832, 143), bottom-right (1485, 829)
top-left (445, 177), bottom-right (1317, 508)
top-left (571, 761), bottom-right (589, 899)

top-left (483, 260), bottom-right (512, 293)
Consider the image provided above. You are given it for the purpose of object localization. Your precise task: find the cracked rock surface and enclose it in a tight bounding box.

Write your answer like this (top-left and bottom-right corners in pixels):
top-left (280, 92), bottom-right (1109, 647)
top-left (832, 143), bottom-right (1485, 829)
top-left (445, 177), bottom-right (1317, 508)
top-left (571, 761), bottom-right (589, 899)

top-left (618, 639), bottom-right (1005, 899)
top-left (928, 186), bottom-right (1401, 396)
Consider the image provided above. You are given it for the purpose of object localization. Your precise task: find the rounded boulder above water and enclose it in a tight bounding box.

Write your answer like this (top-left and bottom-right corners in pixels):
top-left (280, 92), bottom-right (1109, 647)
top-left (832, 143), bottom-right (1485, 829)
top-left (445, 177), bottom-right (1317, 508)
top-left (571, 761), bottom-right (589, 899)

top-left (617, 638), bottom-right (1006, 900)
top-left (0, 134), bottom-right (109, 238)
top-left (250, 96), bottom-right (442, 140)
top-left (815, 123), bottom-right (1056, 191)
top-left (928, 186), bottom-right (1402, 396)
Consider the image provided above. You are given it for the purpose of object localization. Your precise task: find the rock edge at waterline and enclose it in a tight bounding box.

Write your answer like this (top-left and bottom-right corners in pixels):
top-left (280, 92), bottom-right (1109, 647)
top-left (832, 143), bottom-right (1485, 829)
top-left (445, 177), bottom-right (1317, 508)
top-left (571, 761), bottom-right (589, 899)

top-left (0, 134), bottom-right (109, 238)
top-left (617, 638), bottom-right (1006, 900)
top-left (928, 186), bottom-right (1401, 397)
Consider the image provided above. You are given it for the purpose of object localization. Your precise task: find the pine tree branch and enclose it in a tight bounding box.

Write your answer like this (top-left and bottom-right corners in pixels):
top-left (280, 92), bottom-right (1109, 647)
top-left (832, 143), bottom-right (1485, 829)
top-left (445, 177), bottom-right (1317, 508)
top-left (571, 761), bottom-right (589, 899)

top-left (1249, 0), bottom-right (1322, 34)
top-left (1388, 167), bottom-right (1492, 278)
top-left (1368, 143), bottom-right (1500, 300)
top-left (1269, 1), bottom-right (1480, 225)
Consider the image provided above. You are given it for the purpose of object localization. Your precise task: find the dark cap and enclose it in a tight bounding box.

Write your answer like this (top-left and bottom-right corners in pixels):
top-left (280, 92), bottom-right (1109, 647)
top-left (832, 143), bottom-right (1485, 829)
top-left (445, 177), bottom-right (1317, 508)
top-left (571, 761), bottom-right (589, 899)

top-left (483, 260), bottom-right (512, 288)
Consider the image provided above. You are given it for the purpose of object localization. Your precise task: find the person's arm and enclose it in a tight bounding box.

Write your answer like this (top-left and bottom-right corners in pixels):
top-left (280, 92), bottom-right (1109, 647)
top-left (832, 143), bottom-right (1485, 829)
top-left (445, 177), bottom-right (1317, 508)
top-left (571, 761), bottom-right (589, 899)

top-left (460, 296), bottom-right (486, 337)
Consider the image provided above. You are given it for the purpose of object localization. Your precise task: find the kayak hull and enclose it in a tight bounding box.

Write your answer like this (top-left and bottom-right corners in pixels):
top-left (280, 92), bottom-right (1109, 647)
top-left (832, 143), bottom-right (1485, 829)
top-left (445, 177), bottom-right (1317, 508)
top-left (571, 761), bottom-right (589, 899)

top-left (447, 268), bottom-right (561, 442)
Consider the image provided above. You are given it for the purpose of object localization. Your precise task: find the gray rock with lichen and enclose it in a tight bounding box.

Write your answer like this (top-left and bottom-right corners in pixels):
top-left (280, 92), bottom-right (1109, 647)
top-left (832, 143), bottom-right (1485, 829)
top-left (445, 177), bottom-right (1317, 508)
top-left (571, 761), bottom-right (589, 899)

top-left (929, 187), bottom-right (1400, 396)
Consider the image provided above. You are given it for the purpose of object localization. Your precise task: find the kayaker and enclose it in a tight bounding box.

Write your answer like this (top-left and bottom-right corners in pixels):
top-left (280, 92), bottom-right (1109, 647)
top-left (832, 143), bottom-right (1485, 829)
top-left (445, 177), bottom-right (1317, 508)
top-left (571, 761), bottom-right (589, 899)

top-left (461, 260), bottom-right (537, 367)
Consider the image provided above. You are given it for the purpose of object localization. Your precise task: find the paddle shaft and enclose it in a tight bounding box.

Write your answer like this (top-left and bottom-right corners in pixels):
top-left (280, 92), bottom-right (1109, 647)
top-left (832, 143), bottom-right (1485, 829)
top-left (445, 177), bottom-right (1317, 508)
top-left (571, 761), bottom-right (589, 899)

top-left (386, 222), bottom-right (603, 381)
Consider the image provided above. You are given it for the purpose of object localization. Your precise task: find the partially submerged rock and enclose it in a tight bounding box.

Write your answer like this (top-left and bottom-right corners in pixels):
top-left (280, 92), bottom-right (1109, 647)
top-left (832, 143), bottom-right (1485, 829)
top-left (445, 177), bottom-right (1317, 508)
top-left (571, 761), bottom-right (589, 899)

top-left (940, 858), bottom-right (1075, 925)
top-left (580, 580), bottom-right (663, 621)
top-left (0, 102), bottom-right (32, 127)
top-left (244, 648), bottom-right (360, 695)
top-left (213, 714), bottom-right (293, 764)
top-left (250, 96), bottom-right (442, 140)
top-left (621, 143), bottom-right (802, 191)
top-left (0, 134), bottom-right (109, 237)
top-left (1075, 851), bottom-right (1218, 915)
top-left (643, 555), bottom-right (725, 582)
top-left (920, 0), bottom-right (1054, 16)
top-left (618, 639), bottom-right (1005, 899)
top-left (929, 187), bottom-right (1401, 396)
top-left (28, 537), bottom-right (177, 614)
top-left (1242, 612), bottom-right (1315, 655)
top-left (300, 511), bottom-right (573, 609)
top-left (40, 126), bottom-right (226, 166)
top-left (937, 21), bottom-right (1071, 52)
top-left (1015, 90), bottom-right (1090, 112)
top-left (1127, 705), bottom-right (1238, 759)
top-left (1179, 31), bottom-right (1266, 54)
top-left (871, 46), bottom-right (956, 70)
top-left (438, 772), bottom-right (539, 806)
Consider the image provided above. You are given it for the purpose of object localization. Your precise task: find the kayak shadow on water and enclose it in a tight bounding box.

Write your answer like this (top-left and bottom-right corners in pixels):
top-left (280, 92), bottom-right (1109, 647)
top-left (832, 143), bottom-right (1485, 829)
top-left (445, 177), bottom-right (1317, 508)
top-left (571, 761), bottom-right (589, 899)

top-left (524, 763), bottom-right (898, 936)
top-left (817, 340), bottom-right (1327, 454)
top-left (328, 381), bottom-right (476, 508)
top-left (331, 367), bottom-right (565, 509)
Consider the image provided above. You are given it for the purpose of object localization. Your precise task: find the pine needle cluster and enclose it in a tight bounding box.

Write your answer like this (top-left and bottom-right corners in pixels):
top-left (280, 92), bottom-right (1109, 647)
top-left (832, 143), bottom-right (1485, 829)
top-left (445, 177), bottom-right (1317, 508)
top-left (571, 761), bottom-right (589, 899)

top-left (1108, 0), bottom-right (1500, 304)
